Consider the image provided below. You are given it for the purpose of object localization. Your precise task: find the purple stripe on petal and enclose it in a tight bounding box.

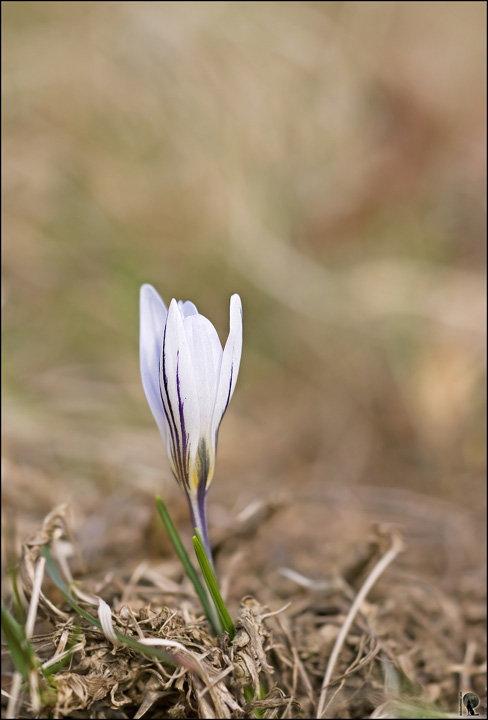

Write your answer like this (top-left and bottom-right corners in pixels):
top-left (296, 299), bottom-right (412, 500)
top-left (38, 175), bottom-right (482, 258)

top-left (221, 364), bottom-right (234, 421)
top-left (176, 351), bottom-right (190, 487)
top-left (159, 354), bottom-right (180, 481)
top-left (161, 321), bottom-right (186, 486)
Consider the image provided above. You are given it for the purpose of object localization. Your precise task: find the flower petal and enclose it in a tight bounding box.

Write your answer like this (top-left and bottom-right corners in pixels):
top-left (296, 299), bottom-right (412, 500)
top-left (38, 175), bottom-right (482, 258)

top-left (210, 294), bottom-right (243, 444)
top-left (178, 300), bottom-right (199, 318)
top-left (140, 284), bottom-right (168, 442)
top-left (160, 299), bottom-right (201, 493)
top-left (184, 314), bottom-right (223, 437)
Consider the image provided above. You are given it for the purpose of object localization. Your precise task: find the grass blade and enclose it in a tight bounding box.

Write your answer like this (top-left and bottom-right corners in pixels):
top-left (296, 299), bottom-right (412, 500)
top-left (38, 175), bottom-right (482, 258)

top-left (156, 496), bottom-right (221, 635)
top-left (244, 685), bottom-right (265, 718)
top-left (192, 530), bottom-right (234, 639)
top-left (1, 601), bottom-right (37, 681)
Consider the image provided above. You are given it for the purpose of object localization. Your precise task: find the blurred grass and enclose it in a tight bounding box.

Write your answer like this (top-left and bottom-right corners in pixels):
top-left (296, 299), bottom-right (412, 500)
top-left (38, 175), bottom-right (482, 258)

top-left (2, 1), bottom-right (486, 524)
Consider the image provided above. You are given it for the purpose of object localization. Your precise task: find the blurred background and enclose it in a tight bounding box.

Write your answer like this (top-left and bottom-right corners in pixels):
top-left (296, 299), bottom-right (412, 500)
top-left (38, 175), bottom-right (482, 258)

top-left (2, 2), bottom-right (486, 589)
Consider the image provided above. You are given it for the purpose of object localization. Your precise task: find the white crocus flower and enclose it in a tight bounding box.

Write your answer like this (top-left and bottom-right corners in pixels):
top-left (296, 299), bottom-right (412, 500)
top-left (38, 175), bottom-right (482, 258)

top-left (140, 284), bottom-right (242, 560)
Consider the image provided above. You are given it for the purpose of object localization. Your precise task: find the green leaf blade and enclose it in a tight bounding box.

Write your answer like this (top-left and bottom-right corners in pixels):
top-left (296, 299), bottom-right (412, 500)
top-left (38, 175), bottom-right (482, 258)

top-left (156, 496), bottom-right (221, 635)
top-left (1, 601), bottom-right (37, 681)
top-left (192, 530), bottom-right (234, 639)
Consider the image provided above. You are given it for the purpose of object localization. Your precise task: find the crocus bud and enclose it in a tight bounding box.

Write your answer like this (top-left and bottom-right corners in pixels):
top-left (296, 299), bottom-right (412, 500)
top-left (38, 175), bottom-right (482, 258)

top-left (140, 284), bottom-right (242, 560)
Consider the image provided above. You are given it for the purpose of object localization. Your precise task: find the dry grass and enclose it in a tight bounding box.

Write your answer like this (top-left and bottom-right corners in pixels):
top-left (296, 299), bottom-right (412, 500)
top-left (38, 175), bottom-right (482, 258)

top-left (2, 493), bottom-right (485, 718)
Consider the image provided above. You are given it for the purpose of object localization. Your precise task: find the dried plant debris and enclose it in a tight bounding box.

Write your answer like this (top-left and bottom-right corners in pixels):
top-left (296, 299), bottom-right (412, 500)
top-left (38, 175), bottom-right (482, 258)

top-left (2, 507), bottom-right (486, 719)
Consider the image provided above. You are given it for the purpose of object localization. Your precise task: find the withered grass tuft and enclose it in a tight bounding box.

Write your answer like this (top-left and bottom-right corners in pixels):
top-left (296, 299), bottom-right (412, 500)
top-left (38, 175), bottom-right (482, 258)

top-left (2, 502), bottom-right (485, 718)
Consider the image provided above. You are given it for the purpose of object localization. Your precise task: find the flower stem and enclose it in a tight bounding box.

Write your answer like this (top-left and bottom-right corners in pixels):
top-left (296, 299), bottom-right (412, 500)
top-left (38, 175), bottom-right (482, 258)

top-left (155, 497), bottom-right (221, 635)
top-left (190, 494), bottom-right (213, 567)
